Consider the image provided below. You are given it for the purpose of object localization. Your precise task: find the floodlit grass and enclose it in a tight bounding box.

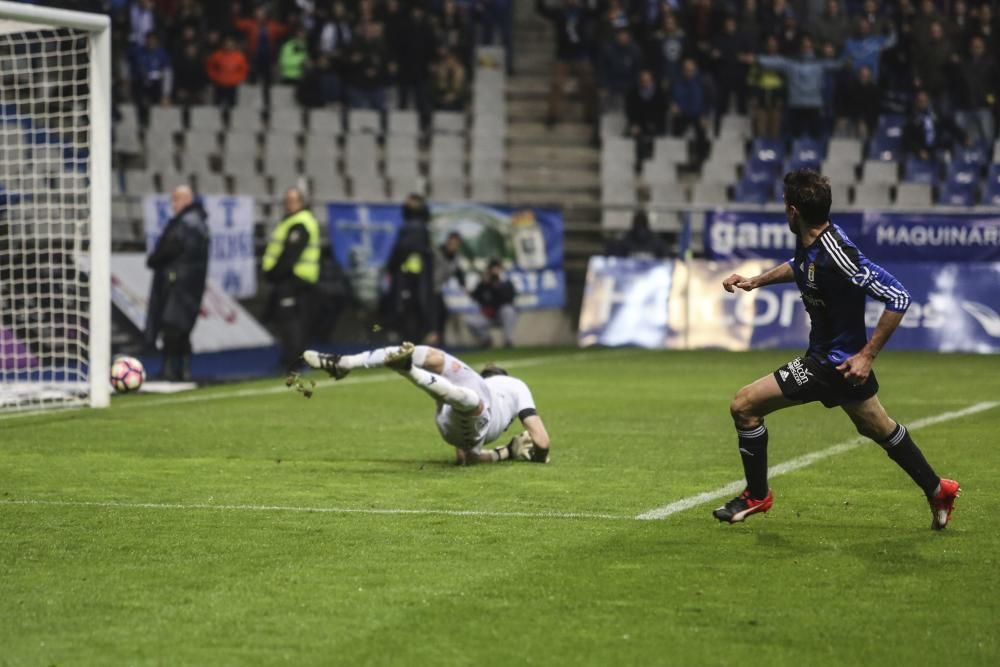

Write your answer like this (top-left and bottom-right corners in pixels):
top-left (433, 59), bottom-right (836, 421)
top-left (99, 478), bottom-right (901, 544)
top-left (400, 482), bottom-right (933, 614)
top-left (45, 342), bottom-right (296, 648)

top-left (2, 348), bottom-right (999, 666)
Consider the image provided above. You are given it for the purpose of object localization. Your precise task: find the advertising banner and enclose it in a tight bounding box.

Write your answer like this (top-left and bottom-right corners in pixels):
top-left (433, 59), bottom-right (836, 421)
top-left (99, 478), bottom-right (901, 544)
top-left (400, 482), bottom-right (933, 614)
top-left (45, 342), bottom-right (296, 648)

top-left (143, 194), bottom-right (257, 298)
top-left (704, 210), bottom-right (1000, 263)
top-left (111, 253), bottom-right (274, 353)
top-left (579, 258), bottom-right (1000, 353)
top-left (326, 203), bottom-right (566, 313)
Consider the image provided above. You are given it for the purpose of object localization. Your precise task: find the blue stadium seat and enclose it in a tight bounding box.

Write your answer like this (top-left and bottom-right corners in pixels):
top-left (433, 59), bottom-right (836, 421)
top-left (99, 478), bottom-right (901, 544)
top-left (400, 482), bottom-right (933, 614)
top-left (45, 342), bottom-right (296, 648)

top-left (744, 157), bottom-right (782, 183)
top-left (788, 156), bottom-right (821, 172)
top-left (903, 158), bottom-right (938, 185)
top-left (987, 162), bottom-right (1000, 188)
top-left (751, 137), bottom-right (785, 165)
top-left (772, 180), bottom-right (785, 203)
top-left (984, 169), bottom-right (1000, 205)
top-left (937, 181), bottom-right (976, 206)
top-left (791, 137), bottom-right (826, 163)
top-left (867, 133), bottom-right (902, 162)
top-left (733, 178), bottom-right (770, 204)
top-left (876, 114), bottom-right (906, 139)
top-left (953, 142), bottom-right (990, 167)
top-left (946, 161), bottom-right (979, 188)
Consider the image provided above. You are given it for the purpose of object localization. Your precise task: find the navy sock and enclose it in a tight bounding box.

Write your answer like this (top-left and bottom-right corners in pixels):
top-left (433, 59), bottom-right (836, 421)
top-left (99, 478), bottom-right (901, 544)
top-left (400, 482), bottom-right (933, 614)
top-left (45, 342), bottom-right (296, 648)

top-left (880, 423), bottom-right (940, 496)
top-left (737, 423), bottom-right (769, 500)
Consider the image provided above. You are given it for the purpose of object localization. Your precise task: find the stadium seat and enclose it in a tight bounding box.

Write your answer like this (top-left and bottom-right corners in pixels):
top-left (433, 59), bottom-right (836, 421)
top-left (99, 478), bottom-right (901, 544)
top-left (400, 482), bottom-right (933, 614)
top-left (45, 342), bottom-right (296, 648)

top-left (876, 113), bottom-right (906, 139)
top-left (470, 159), bottom-right (503, 182)
top-left (122, 169), bottom-right (156, 195)
top-left (117, 103), bottom-right (139, 130)
top-left (431, 135), bottom-right (464, 160)
top-left (750, 137), bottom-right (784, 165)
top-left (189, 105), bottom-right (223, 132)
top-left (640, 162), bottom-right (678, 185)
top-left (733, 178), bottom-right (770, 204)
top-left (352, 176), bottom-right (389, 202)
top-left (867, 133), bottom-right (902, 162)
top-left (389, 174), bottom-right (423, 200)
top-left (388, 110), bottom-right (420, 136)
top-left (985, 163), bottom-right (1000, 190)
top-left (718, 114), bottom-right (752, 138)
top-left (820, 158), bottom-right (856, 184)
top-left (430, 177), bottom-right (465, 201)
top-left (691, 182), bottom-right (729, 205)
top-left (146, 147), bottom-right (176, 173)
top-left (743, 158), bottom-right (781, 183)
top-left (903, 157), bottom-right (938, 184)
top-left (946, 161), bottom-right (979, 188)
top-left (648, 182), bottom-right (688, 205)
top-left (194, 171), bottom-right (227, 194)
top-left (852, 182), bottom-right (891, 207)
top-left (149, 106), bottom-right (183, 134)
top-left (228, 107), bottom-right (262, 132)
top-left (652, 137), bottom-right (690, 165)
top-left (601, 176), bottom-right (638, 205)
top-left (983, 173), bottom-right (1000, 205)
top-left (471, 115), bottom-right (506, 138)
top-left (433, 111), bottom-right (466, 135)
top-left (953, 142), bottom-right (990, 167)
top-left (791, 137), bottom-right (826, 163)
top-left (894, 182), bottom-right (932, 208)
top-left (158, 169), bottom-right (190, 191)
top-left (270, 85), bottom-right (296, 109)
top-left (600, 112), bottom-right (626, 138)
top-left (312, 171), bottom-right (348, 199)
top-left (348, 109), bottom-right (382, 134)
top-left (701, 159), bottom-right (738, 184)
top-left (937, 181), bottom-right (976, 206)
top-left (112, 124), bottom-right (142, 156)
top-left (827, 137), bottom-right (863, 165)
top-left (303, 137), bottom-right (338, 172)
top-left (269, 108), bottom-right (303, 134)
top-left (861, 160), bottom-right (899, 185)
top-left (603, 136), bottom-right (633, 160)
top-left (601, 209), bottom-right (633, 230)
top-left (308, 109), bottom-right (343, 136)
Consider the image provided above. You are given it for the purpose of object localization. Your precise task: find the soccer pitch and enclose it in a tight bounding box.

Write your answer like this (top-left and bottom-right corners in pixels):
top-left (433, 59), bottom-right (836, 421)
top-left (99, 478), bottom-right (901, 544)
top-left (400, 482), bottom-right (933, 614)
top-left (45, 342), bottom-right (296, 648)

top-left (3, 348), bottom-right (999, 666)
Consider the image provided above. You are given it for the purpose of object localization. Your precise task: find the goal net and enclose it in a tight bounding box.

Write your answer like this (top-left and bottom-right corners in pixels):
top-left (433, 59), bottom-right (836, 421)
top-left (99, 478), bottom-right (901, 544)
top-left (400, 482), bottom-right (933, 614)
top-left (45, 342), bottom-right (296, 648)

top-left (0, 2), bottom-right (110, 413)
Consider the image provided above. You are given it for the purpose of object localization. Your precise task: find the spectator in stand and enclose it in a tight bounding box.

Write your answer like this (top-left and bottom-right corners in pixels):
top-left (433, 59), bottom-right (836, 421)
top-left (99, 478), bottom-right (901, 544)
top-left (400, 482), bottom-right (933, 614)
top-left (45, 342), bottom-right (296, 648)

top-left (233, 5), bottom-right (290, 107)
top-left (911, 0), bottom-right (944, 45)
top-left (346, 21), bottom-right (395, 115)
top-left (433, 47), bottom-right (468, 112)
top-left (206, 35), bottom-right (249, 108)
top-left (479, 0), bottom-right (514, 74)
top-left (129, 0), bottom-right (156, 48)
top-left (626, 69), bottom-right (667, 160)
top-left (313, 2), bottom-right (353, 60)
top-left (645, 11), bottom-right (687, 91)
top-left (859, 0), bottom-right (893, 36)
top-left (397, 3), bottom-right (438, 130)
top-left (437, 0), bottom-right (474, 69)
top-left (972, 4), bottom-right (996, 53)
top-left (749, 34), bottom-right (785, 139)
top-left (386, 194), bottom-right (437, 344)
top-left (600, 28), bottom-right (643, 112)
top-left (844, 17), bottom-right (896, 82)
top-left (835, 64), bottom-right (880, 139)
top-left (132, 32), bottom-right (172, 121)
top-left (737, 0), bottom-right (761, 49)
top-left (597, 0), bottom-right (631, 46)
top-left (432, 232), bottom-right (465, 344)
top-left (903, 90), bottom-right (965, 161)
top-left (535, 0), bottom-right (597, 127)
top-left (298, 54), bottom-right (340, 107)
top-left (467, 259), bottom-right (517, 349)
top-left (750, 35), bottom-right (844, 139)
top-left (910, 20), bottom-right (951, 109)
top-left (684, 0), bottom-right (724, 63)
top-left (954, 36), bottom-right (996, 145)
top-left (776, 9), bottom-right (802, 56)
top-left (628, 0), bottom-right (665, 44)
top-left (709, 14), bottom-right (753, 131)
top-left (606, 210), bottom-right (668, 259)
top-left (950, 0), bottom-right (974, 45)
top-left (172, 42), bottom-right (207, 106)
top-left (279, 28), bottom-right (310, 85)
top-left (671, 58), bottom-right (710, 161)
top-left (811, 0), bottom-right (850, 51)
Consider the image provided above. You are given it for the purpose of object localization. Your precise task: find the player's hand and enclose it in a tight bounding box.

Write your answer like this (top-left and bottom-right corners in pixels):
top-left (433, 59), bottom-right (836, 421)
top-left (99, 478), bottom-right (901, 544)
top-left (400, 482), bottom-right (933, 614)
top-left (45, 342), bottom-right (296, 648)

top-left (722, 274), bottom-right (756, 293)
top-left (836, 352), bottom-right (873, 386)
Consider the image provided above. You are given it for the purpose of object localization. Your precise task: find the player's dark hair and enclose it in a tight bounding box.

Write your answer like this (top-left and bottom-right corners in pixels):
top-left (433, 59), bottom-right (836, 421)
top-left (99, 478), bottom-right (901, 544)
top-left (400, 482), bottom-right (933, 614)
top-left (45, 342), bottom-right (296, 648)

top-left (480, 363), bottom-right (509, 379)
top-left (783, 169), bottom-right (831, 226)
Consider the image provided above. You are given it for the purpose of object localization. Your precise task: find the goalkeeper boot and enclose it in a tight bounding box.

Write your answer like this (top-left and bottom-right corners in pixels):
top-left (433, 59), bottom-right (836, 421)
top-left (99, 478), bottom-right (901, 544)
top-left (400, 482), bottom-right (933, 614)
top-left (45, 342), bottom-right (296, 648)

top-left (712, 488), bottom-right (773, 524)
top-left (928, 478), bottom-right (960, 530)
top-left (385, 342), bottom-right (415, 371)
top-left (302, 350), bottom-right (349, 380)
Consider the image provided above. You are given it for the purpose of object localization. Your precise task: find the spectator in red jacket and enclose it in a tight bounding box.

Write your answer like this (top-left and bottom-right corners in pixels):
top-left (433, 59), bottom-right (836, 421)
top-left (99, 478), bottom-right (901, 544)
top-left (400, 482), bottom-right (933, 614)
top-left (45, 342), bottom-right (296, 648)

top-left (206, 35), bottom-right (249, 108)
top-left (233, 5), bottom-right (289, 107)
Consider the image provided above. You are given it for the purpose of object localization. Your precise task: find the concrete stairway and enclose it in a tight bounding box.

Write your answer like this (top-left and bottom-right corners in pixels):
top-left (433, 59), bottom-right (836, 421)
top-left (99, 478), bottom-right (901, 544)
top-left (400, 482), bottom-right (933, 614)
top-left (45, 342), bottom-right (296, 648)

top-left (508, 4), bottom-right (605, 302)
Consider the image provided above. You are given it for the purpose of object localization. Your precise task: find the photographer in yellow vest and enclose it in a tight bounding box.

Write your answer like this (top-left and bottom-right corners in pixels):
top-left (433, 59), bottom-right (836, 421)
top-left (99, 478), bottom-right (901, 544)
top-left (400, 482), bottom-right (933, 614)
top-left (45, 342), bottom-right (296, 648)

top-left (261, 187), bottom-right (321, 369)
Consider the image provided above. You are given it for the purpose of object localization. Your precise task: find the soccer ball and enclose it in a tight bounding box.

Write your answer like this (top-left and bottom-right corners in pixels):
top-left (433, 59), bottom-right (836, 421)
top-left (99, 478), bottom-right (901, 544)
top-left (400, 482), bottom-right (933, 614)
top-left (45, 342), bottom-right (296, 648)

top-left (110, 356), bottom-right (145, 394)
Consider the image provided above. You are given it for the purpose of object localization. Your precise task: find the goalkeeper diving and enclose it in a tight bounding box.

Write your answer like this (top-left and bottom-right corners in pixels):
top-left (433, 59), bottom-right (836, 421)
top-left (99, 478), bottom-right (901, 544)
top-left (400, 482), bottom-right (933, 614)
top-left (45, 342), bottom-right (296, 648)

top-left (302, 344), bottom-right (551, 465)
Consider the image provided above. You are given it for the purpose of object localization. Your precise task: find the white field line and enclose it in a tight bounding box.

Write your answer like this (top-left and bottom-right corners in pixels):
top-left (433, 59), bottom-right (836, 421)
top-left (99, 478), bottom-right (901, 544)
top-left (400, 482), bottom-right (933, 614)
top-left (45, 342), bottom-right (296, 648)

top-left (3, 499), bottom-right (631, 522)
top-left (0, 349), bottom-right (634, 420)
top-left (635, 401), bottom-right (1000, 520)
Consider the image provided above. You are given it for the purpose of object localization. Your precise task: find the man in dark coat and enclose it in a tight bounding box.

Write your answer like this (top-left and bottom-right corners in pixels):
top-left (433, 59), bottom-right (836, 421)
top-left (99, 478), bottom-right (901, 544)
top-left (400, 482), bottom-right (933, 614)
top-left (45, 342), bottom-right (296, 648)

top-left (386, 194), bottom-right (436, 343)
top-left (145, 185), bottom-right (210, 381)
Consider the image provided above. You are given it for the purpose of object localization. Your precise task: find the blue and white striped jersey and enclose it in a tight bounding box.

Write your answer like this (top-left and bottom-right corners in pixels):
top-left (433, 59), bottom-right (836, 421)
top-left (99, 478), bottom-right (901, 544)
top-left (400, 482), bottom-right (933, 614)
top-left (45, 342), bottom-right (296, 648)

top-left (789, 223), bottom-right (911, 365)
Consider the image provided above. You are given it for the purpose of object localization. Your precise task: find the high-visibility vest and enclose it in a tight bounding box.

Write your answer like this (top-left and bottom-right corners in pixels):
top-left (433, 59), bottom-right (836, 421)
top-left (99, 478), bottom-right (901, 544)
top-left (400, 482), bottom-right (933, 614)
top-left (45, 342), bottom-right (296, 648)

top-left (261, 209), bottom-right (321, 284)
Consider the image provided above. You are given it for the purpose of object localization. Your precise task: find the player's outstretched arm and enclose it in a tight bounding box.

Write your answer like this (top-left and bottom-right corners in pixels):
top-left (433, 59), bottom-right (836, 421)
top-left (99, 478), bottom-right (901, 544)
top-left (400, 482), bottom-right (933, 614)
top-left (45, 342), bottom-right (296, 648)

top-left (523, 415), bottom-right (551, 463)
top-left (722, 262), bottom-right (794, 293)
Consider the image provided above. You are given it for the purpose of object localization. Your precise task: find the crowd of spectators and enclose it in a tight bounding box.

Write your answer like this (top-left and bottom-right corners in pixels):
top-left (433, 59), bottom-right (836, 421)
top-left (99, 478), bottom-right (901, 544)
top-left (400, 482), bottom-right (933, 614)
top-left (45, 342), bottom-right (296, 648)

top-left (535, 0), bottom-right (999, 160)
top-left (41, 0), bottom-right (516, 129)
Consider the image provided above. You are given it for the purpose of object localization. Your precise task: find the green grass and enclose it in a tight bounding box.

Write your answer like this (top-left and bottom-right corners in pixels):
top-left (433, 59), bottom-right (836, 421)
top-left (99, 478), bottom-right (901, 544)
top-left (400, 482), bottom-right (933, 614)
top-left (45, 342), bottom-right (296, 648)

top-left (2, 348), bottom-right (999, 666)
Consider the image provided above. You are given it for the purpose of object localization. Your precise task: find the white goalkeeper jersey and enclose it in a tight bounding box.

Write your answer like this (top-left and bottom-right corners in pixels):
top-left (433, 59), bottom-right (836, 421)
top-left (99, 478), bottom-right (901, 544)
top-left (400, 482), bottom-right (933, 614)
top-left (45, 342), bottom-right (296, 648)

top-left (483, 376), bottom-right (537, 444)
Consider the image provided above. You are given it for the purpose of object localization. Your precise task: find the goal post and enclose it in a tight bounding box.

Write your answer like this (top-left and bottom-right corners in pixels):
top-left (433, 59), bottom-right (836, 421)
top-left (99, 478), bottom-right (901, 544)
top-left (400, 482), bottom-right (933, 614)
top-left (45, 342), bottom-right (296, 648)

top-left (0, 2), bottom-right (111, 412)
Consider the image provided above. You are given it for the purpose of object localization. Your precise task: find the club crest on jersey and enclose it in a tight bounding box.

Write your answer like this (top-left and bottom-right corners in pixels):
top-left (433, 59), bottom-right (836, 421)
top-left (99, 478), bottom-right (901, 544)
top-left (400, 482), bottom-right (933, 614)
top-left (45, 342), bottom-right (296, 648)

top-left (807, 262), bottom-right (816, 284)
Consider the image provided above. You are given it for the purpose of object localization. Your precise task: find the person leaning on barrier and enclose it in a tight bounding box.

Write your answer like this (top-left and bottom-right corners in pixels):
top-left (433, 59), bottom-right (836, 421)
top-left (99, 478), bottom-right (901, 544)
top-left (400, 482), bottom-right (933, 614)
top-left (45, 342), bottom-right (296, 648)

top-left (467, 259), bottom-right (518, 349)
top-left (145, 185), bottom-right (210, 382)
top-left (261, 187), bottom-right (321, 369)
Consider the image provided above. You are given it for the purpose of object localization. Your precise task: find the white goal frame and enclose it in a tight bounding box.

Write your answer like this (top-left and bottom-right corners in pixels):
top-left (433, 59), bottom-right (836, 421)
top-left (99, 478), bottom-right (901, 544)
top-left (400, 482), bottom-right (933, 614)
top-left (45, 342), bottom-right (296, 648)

top-left (0, 1), bottom-right (111, 409)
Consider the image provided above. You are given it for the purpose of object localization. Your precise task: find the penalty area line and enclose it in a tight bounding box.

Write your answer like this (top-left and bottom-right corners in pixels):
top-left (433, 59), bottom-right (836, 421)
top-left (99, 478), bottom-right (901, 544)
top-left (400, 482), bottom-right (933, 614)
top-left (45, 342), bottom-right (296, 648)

top-left (635, 400), bottom-right (1000, 521)
top-left (5, 499), bottom-right (632, 522)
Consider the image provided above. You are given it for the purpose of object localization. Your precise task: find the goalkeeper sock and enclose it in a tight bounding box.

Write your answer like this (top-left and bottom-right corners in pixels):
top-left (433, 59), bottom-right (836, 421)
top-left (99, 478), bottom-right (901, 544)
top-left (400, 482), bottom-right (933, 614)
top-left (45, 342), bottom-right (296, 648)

top-left (487, 443), bottom-right (513, 463)
top-left (737, 422), bottom-right (769, 500)
top-left (404, 366), bottom-right (481, 411)
top-left (337, 346), bottom-right (403, 370)
top-left (879, 423), bottom-right (940, 496)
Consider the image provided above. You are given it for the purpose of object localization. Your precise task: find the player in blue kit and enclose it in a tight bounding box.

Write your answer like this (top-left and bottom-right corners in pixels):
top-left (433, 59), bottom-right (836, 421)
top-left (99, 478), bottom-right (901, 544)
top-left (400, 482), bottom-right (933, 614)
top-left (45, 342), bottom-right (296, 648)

top-left (713, 169), bottom-right (960, 528)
